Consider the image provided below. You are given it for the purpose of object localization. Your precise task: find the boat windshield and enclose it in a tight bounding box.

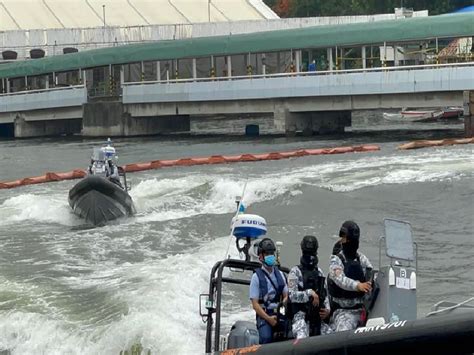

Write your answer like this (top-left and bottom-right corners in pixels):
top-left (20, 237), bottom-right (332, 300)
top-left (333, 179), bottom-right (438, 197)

top-left (91, 148), bottom-right (106, 162)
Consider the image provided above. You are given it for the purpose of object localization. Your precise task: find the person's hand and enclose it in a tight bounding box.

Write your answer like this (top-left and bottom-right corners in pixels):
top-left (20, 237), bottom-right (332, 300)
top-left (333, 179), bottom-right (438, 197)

top-left (310, 290), bottom-right (319, 307)
top-left (357, 281), bottom-right (372, 293)
top-left (319, 308), bottom-right (330, 320)
top-left (267, 315), bottom-right (278, 327)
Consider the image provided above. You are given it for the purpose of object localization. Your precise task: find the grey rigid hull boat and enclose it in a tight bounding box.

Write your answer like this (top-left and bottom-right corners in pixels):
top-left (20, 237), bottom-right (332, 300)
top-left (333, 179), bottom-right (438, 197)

top-left (68, 174), bottom-right (135, 226)
top-left (200, 215), bottom-right (474, 354)
top-left (68, 144), bottom-right (136, 226)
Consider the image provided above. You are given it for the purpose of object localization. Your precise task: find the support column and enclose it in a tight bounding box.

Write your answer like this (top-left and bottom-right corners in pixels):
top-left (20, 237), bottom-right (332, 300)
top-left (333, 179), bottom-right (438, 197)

top-left (192, 58), bottom-right (197, 80)
top-left (362, 46), bottom-right (367, 69)
top-left (227, 56), bottom-right (232, 78)
top-left (273, 105), bottom-right (311, 136)
top-left (340, 48), bottom-right (345, 70)
top-left (327, 48), bottom-right (333, 72)
top-left (464, 91), bottom-right (474, 137)
top-left (295, 51), bottom-right (301, 72)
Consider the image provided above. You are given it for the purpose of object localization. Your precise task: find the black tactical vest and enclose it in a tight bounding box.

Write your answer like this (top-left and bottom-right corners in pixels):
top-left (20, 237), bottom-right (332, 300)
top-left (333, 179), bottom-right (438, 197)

top-left (328, 252), bottom-right (366, 300)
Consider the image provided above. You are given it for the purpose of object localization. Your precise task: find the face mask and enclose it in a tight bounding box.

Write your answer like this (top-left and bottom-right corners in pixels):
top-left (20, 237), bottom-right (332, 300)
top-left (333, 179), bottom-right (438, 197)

top-left (264, 255), bottom-right (276, 266)
top-left (300, 254), bottom-right (318, 269)
top-left (342, 239), bottom-right (359, 259)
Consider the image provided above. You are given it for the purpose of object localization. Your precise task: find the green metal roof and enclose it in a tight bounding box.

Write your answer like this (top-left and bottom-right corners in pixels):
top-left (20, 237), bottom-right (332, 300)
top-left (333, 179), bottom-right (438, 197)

top-left (1, 13), bottom-right (473, 79)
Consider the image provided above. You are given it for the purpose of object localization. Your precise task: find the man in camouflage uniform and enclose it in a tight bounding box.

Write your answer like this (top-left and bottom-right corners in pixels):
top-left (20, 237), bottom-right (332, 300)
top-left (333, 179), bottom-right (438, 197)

top-left (288, 235), bottom-right (332, 338)
top-left (328, 221), bottom-right (373, 332)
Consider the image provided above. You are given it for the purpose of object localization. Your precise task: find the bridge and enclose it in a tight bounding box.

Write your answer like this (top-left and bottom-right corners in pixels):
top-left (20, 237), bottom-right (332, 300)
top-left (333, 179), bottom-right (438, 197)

top-left (0, 12), bottom-right (473, 137)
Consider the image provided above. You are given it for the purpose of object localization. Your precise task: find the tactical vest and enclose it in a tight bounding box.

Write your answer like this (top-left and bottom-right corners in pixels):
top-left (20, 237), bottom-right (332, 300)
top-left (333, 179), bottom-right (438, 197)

top-left (288, 266), bottom-right (325, 336)
top-left (299, 266), bottom-right (325, 305)
top-left (256, 267), bottom-right (285, 312)
top-left (328, 252), bottom-right (366, 301)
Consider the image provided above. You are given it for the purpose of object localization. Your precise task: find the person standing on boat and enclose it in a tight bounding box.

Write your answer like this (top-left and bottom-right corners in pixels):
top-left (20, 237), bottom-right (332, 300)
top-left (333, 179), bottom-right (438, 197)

top-left (328, 221), bottom-right (373, 332)
top-left (249, 238), bottom-right (288, 344)
top-left (288, 235), bottom-right (332, 339)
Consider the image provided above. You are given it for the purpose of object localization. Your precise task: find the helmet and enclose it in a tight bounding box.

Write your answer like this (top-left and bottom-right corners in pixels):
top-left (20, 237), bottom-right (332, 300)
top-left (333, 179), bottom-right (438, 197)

top-left (339, 221), bottom-right (360, 241)
top-left (257, 238), bottom-right (276, 255)
top-left (301, 235), bottom-right (318, 255)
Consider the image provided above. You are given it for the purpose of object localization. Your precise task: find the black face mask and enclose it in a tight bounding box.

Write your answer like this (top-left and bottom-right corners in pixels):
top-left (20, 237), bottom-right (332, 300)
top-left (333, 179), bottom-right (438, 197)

top-left (300, 254), bottom-right (318, 269)
top-left (342, 239), bottom-right (359, 259)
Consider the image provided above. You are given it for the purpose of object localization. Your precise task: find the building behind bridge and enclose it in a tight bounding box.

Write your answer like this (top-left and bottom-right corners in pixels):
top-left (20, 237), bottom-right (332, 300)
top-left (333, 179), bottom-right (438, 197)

top-left (0, 1), bottom-right (473, 138)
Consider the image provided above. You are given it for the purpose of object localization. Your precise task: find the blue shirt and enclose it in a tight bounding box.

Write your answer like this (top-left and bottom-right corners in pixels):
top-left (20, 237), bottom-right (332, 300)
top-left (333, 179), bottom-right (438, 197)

top-left (249, 267), bottom-right (288, 310)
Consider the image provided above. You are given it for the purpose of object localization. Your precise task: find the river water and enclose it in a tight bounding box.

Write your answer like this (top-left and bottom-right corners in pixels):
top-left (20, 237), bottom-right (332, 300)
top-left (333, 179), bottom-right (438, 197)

top-left (0, 116), bottom-right (472, 354)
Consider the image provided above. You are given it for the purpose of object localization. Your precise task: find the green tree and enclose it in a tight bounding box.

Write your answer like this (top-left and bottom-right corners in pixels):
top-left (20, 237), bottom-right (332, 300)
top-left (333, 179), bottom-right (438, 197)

top-left (264, 0), bottom-right (474, 17)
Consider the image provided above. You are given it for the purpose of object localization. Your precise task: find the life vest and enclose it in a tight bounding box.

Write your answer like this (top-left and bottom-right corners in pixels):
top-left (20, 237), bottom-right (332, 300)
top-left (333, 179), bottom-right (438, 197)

top-left (256, 267), bottom-right (285, 313)
top-left (328, 252), bottom-right (367, 301)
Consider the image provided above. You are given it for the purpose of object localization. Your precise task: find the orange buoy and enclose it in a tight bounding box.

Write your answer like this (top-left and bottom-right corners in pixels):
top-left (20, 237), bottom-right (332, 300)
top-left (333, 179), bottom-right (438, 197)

top-left (398, 138), bottom-right (474, 150)
top-left (0, 144), bottom-right (380, 189)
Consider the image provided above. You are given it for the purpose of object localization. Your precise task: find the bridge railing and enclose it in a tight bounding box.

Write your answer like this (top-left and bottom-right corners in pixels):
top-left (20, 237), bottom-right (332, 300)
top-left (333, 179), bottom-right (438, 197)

top-left (1, 62), bottom-right (472, 98)
top-left (122, 61), bottom-right (474, 86)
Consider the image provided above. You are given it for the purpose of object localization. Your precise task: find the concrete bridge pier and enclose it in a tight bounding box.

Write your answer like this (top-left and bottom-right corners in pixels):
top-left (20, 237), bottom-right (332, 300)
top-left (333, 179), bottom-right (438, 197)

top-left (14, 115), bottom-right (81, 138)
top-left (464, 91), bottom-right (474, 137)
top-left (273, 106), bottom-right (351, 136)
top-left (82, 101), bottom-right (190, 137)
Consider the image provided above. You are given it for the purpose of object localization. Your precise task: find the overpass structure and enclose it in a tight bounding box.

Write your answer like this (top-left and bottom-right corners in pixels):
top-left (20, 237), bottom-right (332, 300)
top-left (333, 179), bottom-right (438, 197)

top-left (0, 12), bottom-right (473, 138)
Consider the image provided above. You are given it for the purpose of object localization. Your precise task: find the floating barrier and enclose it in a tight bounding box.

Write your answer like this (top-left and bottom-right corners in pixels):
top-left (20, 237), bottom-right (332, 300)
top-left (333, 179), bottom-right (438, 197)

top-left (0, 144), bottom-right (380, 190)
top-left (398, 137), bottom-right (474, 150)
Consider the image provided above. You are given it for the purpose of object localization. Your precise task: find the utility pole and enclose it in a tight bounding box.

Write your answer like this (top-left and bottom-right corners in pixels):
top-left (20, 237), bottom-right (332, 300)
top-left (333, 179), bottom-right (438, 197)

top-left (208, 0), bottom-right (211, 22)
top-left (102, 4), bottom-right (106, 45)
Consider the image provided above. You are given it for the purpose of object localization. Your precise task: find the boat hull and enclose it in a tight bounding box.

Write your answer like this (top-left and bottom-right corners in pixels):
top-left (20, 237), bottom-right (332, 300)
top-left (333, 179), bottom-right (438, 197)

top-left (68, 175), bottom-right (135, 226)
top-left (220, 312), bottom-right (474, 355)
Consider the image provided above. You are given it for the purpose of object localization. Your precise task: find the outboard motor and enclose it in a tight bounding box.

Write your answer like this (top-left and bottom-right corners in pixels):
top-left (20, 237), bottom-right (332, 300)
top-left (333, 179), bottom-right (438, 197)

top-left (226, 321), bottom-right (259, 350)
top-left (367, 219), bottom-right (418, 325)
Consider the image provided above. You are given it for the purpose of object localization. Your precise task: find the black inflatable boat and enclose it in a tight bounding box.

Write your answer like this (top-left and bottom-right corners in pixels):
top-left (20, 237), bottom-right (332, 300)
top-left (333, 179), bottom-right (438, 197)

top-left (68, 175), bottom-right (135, 226)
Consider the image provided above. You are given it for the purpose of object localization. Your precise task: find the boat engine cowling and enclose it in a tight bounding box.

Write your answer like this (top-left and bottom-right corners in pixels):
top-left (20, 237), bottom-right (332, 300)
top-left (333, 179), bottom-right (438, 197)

top-left (226, 321), bottom-right (259, 350)
top-left (231, 214), bottom-right (267, 262)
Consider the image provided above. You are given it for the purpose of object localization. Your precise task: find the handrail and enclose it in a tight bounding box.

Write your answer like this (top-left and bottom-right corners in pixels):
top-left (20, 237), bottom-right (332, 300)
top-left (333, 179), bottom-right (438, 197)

top-left (122, 61), bottom-right (474, 86)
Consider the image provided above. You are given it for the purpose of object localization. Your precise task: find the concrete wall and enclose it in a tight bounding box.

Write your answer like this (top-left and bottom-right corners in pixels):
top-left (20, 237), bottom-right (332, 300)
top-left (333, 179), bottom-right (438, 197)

top-left (82, 101), bottom-right (190, 136)
top-left (0, 86), bottom-right (87, 113)
top-left (14, 116), bottom-right (81, 138)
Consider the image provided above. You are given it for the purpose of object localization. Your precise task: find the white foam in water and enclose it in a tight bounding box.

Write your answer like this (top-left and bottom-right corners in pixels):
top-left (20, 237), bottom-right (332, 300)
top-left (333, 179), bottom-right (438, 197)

top-left (0, 236), bottom-right (241, 354)
top-left (0, 193), bottom-right (79, 226)
top-left (0, 145), bottom-right (472, 354)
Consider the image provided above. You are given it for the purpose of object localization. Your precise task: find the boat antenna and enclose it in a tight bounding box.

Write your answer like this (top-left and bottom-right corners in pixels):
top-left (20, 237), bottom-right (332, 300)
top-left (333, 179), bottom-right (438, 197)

top-left (224, 180), bottom-right (248, 259)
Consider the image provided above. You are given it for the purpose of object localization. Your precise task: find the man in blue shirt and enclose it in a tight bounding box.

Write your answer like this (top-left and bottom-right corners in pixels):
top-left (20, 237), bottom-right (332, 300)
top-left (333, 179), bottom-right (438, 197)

top-left (249, 238), bottom-right (288, 344)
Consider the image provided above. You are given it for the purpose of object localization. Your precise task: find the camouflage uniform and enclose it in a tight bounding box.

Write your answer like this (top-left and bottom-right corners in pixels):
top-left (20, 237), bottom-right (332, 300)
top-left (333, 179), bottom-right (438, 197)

top-left (328, 251), bottom-right (372, 332)
top-left (288, 266), bottom-right (333, 338)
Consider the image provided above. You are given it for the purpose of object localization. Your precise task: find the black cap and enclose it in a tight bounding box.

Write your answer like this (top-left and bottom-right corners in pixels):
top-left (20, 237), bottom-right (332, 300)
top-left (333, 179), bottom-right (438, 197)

top-left (301, 235), bottom-right (318, 255)
top-left (258, 238), bottom-right (276, 255)
top-left (339, 221), bottom-right (360, 241)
